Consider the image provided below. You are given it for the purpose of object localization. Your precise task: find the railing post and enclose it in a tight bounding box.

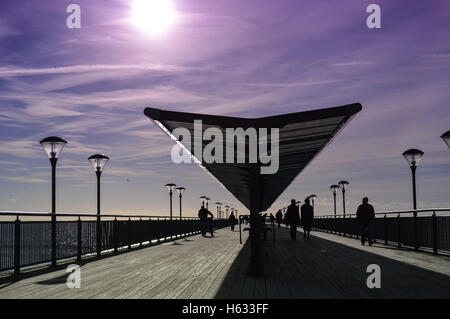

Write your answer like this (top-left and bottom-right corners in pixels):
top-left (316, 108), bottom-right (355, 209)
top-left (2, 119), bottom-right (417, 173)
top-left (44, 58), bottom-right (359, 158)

top-left (77, 217), bottom-right (82, 263)
top-left (432, 211), bottom-right (438, 255)
top-left (114, 217), bottom-right (118, 253)
top-left (96, 215), bottom-right (101, 257)
top-left (414, 210), bottom-right (418, 251)
top-left (384, 214), bottom-right (388, 245)
top-left (140, 217), bottom-right (143, 247)
top-left (397, 213), bottom-right (401, 248)
top-left (373, 216), bottom-right (376, 243)
top-left (14, 216), bottom-right (20, 275)
top-left (128, 217), bottom-right (131, 250)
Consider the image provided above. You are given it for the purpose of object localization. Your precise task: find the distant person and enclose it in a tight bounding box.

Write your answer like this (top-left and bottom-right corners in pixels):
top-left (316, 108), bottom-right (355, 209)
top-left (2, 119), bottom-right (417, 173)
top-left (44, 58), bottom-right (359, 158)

top-left (356, 197), bottom-right (375, 246)
top-left (285, 199), bottom-right (300, 240)
top-left (275, 209), bottom-right (283, 229)
top-left (301, 198), bottom-right (314, 240)
top-left (269, 213), bottom-right (275, 225)
top-left (228, 211), bottom-right (237, 231)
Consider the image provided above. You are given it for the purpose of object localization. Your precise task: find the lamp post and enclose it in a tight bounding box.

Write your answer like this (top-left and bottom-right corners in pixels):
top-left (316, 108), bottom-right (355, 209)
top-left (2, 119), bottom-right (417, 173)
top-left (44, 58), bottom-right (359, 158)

top-left (215, 202), bottom-right (222, 219)
top-left (441, 130), bottom-right (450, 149)
top-left (40, 136), bottom-right (67, 267)
top-left (176, 187), bottom-right (185, 220)
top-left (309, 194), bottom-right (317, 208)
top-left (402, 149), bottom-right (424, 211)
top-left (225, 205), bottom-right (229, 219)
top-left (88, 154), bottom-right (110, 257)
top-left (330, 185), bottom-right (339, 216)
top-left (165, 183), bottom-right (177, 220)
top-left (402, 149), bottom-right (424, 250)
top-left (338, 180), bottom-right (349, 216)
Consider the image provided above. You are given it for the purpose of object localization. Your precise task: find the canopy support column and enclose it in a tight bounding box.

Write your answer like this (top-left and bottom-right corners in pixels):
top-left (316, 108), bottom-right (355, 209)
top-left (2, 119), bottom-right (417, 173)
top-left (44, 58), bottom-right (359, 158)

top-left (247, 166), bottom-right (264, 276)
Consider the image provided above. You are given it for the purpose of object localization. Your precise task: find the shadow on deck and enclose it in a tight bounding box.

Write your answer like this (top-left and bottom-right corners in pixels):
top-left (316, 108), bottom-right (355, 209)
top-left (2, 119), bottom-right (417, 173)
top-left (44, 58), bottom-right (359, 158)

top-left (214, 226), bottom-right (450, 299)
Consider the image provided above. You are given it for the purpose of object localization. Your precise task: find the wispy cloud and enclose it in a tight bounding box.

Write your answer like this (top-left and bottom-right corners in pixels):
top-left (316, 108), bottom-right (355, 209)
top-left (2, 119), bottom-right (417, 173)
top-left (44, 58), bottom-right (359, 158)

top-left (0, 64), bottom-right (189, 77)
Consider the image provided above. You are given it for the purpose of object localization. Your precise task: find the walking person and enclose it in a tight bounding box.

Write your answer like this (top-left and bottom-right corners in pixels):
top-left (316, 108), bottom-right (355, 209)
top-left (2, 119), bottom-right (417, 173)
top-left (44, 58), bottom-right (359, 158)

top-left (285, 199), bottom-right (300, 240)
top-left (275, 209), bottom-right (283, 229)
top-left (301, 198), bottom-right (314, 240)
top-left (198, 204), bottom-right (213, 236)
top-left (356, 197), bottom-right (375, 246)
top-left (228, 211), bottom-right (237, 231)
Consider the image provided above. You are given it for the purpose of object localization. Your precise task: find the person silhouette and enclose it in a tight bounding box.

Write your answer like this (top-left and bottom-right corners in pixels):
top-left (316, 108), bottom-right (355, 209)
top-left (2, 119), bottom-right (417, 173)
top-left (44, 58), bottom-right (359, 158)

top-left (301, 198), bottom-right (314, 240)
top-left (285, 199), bottom-right (300, 240)
top-left (275, 209), bottom-right (283, 229)
top-left (356, 197), bottom-right (375, 246)
top-left (228, 211), bottom-right (237, 231)
top-left (198, 204), bottom-right (213, 236)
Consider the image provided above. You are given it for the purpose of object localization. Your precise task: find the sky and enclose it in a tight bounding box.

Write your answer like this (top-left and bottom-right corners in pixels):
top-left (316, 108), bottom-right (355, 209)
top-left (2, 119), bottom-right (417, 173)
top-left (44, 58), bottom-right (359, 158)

top-left (0, 0), bottom-right (449, 218)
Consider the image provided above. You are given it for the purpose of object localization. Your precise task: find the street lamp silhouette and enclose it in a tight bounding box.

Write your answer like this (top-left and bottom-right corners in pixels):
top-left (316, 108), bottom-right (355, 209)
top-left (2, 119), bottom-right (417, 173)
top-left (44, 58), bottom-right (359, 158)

top-left (330, 185), bottom-right (339, 216)
top-left (338, 180), bottom-right (349, 216)
top-left (40, 136), bottom-right (67, 266)
top-left (402, 149), bottom-right (424, 211)
top-left (176, 187), bottom-right (185, 220)
top-left (402, 148), bottom-right (424, 250)
top-left (215, 202), bottom-right (222, 219)
top-left (165, 183), bottom-right (177, 220)
top-left (225, 205), bottom-right (229, 218)
top-left (88, 154), bottom-right (110, 257)
top-left (309, 194), bottom-right (317, 207)
top-left (441, 130), bottom-right (450, 149)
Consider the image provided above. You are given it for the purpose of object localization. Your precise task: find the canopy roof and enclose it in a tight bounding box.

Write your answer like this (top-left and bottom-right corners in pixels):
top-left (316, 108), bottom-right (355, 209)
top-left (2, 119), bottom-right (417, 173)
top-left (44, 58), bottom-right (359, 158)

top-left (144, 103), bottom-right (362, 212)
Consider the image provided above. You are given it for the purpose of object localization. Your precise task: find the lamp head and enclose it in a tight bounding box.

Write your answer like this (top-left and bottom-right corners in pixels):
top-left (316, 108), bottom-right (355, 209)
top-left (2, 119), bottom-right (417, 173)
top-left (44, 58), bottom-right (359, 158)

top-left (402, 149), bottom-right (424, 167)
top-left (40, 136), bottom-right (67, 159)
top-left (88, 154), bottom-right (110, 172)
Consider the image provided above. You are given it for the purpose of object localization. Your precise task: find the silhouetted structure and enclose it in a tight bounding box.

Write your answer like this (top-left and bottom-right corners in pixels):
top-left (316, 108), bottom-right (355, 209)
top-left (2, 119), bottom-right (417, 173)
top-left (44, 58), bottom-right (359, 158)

top-left (356, 197), bottom-right (375, 245)
top-left (145, 103), bottom-right (362, 275)
top-left (301, 198), bottom-right (314, 240)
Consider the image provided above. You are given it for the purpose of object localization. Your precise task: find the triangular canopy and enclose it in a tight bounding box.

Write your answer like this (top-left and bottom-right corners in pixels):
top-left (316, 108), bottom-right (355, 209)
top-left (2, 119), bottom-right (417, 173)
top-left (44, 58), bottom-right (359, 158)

top-left (144, 103), bottom-right (361, 212)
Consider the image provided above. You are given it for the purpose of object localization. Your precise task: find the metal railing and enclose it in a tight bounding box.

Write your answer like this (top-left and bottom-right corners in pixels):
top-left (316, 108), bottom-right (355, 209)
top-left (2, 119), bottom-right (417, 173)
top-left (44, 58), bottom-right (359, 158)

top-left (0, 211), bottom-right (230, 275)
top-left (312, 208), bottom-right (450, 255)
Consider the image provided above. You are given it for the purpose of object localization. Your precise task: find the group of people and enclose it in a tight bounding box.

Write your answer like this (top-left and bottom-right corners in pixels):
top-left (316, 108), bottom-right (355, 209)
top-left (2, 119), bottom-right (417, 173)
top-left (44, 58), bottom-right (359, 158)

top-left (274, 196), bottom-right (375, 245)
top-left (198, 204), bottom-right (238, 236)
top-left (199, 195), bottom-right (376, 246)
top-left (277, 198), bottom-right (314, 241)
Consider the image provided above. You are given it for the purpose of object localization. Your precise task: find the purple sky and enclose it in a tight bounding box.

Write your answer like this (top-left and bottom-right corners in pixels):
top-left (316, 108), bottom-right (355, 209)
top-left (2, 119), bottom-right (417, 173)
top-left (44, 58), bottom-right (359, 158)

top-left (0, 0), bottom-right (449, 217)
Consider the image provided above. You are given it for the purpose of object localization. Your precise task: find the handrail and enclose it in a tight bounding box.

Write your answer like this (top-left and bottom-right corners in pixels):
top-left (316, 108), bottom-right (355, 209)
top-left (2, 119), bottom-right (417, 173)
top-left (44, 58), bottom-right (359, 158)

top-left (316, 208), bottom-right (450, 219)
top-left (0, 211), bottom-right (200, 220)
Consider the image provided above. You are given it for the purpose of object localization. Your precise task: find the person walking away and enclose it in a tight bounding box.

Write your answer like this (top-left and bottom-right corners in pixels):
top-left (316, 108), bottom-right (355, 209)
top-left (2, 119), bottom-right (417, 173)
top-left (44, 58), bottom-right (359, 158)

top-left (356, 197), bottom-right (375, 246)
top-left (198, 204), bottom-right (209, 236)
top-left (301, 198), bottom-right (314, 240)
top-left (275, 209), bottom-right (283, 229)
top-left (229, 211), bottom-right (237, 231)
top-left (285, 199), bottom-right (300, 240)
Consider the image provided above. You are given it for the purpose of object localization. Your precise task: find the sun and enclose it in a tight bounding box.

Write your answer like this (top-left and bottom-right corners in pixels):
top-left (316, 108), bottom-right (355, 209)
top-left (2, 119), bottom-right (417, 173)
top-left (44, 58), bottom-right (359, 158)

top-left (131, 0), bottom-right (177, 35)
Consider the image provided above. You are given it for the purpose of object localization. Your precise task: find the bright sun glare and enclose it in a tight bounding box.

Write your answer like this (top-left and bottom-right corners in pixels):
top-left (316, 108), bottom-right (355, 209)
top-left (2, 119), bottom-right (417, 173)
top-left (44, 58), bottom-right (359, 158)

top-left (132, 0), bottom-right (176, 35)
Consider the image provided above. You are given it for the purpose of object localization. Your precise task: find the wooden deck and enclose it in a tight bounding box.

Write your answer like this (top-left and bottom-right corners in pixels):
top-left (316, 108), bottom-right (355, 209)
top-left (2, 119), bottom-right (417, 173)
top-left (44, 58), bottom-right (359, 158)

top-left (0, 226), bottom-right (449, 299)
